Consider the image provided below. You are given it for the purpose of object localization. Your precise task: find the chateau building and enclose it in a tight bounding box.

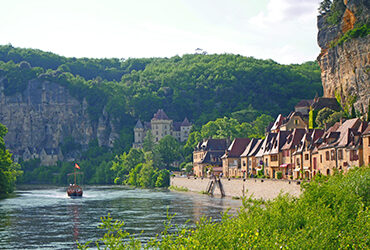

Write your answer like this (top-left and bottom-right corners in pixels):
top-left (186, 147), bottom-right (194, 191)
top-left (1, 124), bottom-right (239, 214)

top-left (133, 109), bottom-right (192, 148)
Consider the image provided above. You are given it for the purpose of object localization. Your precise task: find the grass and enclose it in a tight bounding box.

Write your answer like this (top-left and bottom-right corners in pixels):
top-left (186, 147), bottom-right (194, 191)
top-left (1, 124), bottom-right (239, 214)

top-left (168, 185), bottom-right (189, 192)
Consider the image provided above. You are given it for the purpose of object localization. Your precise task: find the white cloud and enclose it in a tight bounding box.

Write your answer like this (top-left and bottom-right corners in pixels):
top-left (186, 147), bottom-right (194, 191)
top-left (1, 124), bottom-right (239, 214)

top-left (249, 0), bottom-right (319, 28)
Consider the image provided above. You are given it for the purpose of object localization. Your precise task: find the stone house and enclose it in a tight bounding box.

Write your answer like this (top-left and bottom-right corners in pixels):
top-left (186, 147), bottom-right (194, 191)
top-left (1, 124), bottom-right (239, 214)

top-left (240, 138), bottom-right (261, 177)
top-left (279, 112), bottom-right (308, 131)
top-left (222, 138), bottom-right (250, 178)
top-left (292, 129), bottom-right (324, 179)
top-left (254, 133), bottom-right (276, 177)
top-left (362, 125), bottom-right (370, 166)
top-left (317, 118), bottom-right (366, 176)
top-left (281, 128), bottom-right (307, 179)
top-left (133, 109), bottom-right (192, 148)
top-left (193, 139), bottom-right (228, 177)
top-left (263, 131), bottom-right (291, 179)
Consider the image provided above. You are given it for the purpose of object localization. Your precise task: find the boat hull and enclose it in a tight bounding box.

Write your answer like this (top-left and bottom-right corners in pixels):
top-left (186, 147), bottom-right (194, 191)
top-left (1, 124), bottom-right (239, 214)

top-left (67, 185), bottom-right (83, 197)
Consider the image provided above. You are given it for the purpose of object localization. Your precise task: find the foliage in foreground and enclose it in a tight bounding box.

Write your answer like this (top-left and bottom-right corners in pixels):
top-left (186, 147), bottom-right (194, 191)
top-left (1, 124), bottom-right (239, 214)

top-left (79, 167), bottom-right (370, 249)
top-left (0, 123), bottom-right (22, 196)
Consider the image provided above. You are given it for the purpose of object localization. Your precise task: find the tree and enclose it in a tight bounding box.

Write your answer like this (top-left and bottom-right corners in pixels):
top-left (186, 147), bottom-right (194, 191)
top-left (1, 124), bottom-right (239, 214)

top-left (142, 130), bottom-right (155, 152)
top-left (111, 148), bottom-right (145, 184)
top-left (155, 135), bottom-right (181, 169)
top-left (0, 123), bottom-right (22, 196)
top-left (318, 0), bottom-right (332, 15)
top-left (316, 108), bottom-right (335, 128)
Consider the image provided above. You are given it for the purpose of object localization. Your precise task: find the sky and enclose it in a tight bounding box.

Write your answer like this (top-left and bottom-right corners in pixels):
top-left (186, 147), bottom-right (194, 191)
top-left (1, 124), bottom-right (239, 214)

top-left (0, 0), bottom-right (322, 65)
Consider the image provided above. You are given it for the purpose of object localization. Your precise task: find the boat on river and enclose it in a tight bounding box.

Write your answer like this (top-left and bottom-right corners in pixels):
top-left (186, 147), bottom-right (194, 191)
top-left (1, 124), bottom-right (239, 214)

top-left (67, 163), bottom-right (83, 197)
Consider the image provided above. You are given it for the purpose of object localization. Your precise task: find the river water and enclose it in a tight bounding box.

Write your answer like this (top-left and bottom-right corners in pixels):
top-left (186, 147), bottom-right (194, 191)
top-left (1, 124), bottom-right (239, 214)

top-left (0, 185), bottom-right (242, 249)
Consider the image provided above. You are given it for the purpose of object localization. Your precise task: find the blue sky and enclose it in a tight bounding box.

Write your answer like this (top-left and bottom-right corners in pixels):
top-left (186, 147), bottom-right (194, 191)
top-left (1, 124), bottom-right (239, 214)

top-left (0, 0), bottom-right (322, 64)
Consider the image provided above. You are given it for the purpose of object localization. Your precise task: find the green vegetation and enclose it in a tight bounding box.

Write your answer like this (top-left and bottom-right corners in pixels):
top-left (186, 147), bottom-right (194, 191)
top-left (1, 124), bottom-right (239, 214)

top-left (169, 186), bottom-right (189, 192)
top-left (111, 135), bottom-right (176, 188)
top-left (331, 24), bottom-right (370, 48)
top-left (0, 45), bottom-right (323, 185)
top-left (17, 140), bottom-right (115, 185)
top-left (79, 167), bottom-right (370, 249)
top-left (0, 123), bottom-right (22, 197)
top-left (319, 0), bottom-right (346, 25)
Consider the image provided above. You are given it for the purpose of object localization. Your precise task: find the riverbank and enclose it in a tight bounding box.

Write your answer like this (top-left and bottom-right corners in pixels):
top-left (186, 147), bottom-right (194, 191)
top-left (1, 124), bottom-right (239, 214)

top-left (170, 176), bottom-right (301, 200)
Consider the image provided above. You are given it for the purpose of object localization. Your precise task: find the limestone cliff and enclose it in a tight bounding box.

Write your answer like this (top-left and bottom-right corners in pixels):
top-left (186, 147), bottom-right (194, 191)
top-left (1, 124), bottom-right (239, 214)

top-left (317, 0), bottom-right (369, 114)
top-left (0, 78), bottom-right (119, 165)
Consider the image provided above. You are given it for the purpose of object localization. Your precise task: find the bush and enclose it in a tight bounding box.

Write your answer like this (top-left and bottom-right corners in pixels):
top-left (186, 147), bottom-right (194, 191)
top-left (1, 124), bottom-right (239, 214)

top-left (79, 167), bottom-right (370, 249)
top-left (276, 171), bottom-right (283, 179)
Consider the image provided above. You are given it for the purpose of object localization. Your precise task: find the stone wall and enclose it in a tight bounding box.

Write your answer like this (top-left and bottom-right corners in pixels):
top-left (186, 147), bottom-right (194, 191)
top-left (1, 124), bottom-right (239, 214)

top-left (171, 177), bottom-right (302, 200)
top-left (0, 78), bottom-right (119, 164)
top-left (317, 0), bottom-right (369, 114)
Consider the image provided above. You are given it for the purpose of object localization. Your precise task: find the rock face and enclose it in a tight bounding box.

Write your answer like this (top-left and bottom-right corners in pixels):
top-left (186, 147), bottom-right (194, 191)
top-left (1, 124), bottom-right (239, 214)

top-left (317, 0), bottom-right (369, 114)
top-left (0, 78), bottom-right (119, 165)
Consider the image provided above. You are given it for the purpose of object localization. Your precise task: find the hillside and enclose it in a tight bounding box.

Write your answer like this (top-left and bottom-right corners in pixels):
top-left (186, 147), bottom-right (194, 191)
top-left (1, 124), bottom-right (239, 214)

top-left (0, 45), bottom-right (323, 160)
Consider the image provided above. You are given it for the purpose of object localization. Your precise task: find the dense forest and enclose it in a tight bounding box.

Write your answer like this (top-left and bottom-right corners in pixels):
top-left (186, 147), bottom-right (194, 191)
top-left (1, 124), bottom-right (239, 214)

top-left (0, 45), bottom-right (323, 185)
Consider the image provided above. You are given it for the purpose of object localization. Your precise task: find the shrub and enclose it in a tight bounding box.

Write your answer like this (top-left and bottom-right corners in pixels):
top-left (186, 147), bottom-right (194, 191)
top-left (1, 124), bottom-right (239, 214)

top-left (79, 167), bottom-right (370, 249)
top-left (276, 171), bottom-right (283, 179)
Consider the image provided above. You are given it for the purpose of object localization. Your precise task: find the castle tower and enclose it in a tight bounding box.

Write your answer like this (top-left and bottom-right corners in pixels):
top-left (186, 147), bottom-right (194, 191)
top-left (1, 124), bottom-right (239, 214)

top-left (151, 109), bottom-right (172, 142)
top-left (133, 120), bottom-right (145, 148)
top-left (180, 117), bottom-right (192, 142)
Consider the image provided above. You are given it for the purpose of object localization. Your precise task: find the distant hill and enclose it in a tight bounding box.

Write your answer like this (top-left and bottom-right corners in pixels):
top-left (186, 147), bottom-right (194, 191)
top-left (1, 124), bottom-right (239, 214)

top-left (0, 45), bottom-right (322, 152)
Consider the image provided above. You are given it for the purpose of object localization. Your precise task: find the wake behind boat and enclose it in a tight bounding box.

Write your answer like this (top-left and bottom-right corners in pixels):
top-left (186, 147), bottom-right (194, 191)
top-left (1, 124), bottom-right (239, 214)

top-left (67, 163), bottom-right (83, 197)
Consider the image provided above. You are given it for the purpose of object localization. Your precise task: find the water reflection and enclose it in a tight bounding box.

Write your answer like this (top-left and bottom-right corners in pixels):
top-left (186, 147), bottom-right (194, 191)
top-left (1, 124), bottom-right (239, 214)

top-left (0, 186), bottom-right (242, 249)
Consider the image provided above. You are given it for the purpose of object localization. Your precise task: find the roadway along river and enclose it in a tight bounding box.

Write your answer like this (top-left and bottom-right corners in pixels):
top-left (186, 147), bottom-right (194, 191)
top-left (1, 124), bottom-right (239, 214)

top-left (0, 185), bottom-right (242, 249)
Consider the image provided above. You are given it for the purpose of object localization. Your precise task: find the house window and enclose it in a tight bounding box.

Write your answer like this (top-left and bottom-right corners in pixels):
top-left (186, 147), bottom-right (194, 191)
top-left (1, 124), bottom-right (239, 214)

top-left (326, 151), bottom-right (329, 161)
top-left (156, 131), bottom-right (158, 135)
top-left (271, 155), bottom-right (278, 161)
top-left (304, 154), bottom-right (309, 160)
top-left (320, 155), bottom-right (322, 163)
top-left (243, 161), bottom-right (246, 166)
top-left (296, 158), bottom-right (300, 166)
top-left (330, 150), bottom-right (335, 161)
top-left (294, 119), bottom-right (298, 125)
top-left (350, 150), bottom-right (358, 161)
top-left (338, 149), bottom-right (343, 160)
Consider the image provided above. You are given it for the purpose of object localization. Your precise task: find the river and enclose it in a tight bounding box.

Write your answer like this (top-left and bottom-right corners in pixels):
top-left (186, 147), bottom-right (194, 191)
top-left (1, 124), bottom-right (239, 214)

top-left (0, 185), bottom-right (242, 249)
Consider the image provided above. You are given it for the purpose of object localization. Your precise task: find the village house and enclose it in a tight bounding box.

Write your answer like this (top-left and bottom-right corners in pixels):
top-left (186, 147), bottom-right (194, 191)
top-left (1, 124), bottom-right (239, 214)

top-left (281, 128), bottom-right (307, 179)
top-left (292, 129), bottom-right (324, 179)
top-left (193, 138), bottom-right (228, 177)
top-left (222, 138), bottom-right (250, 178)
top-left (317, 118), bottom-right (367, 176)
top-left (263, 131), bottom-right (291, 179)
top-left (363, 125), bottom-right (370, 166)
top-left (240, 138), bottom-right (261, 177)
top-left (254, 133), bottom-right (275, 177)
top-left (133, 109), bottom-right (192, 148)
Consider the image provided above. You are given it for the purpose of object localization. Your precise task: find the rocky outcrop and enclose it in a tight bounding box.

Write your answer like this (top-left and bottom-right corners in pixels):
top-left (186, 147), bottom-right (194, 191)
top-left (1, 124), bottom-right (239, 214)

top-left (0, 78), bottom-right (119, 164)
top-left (317, 0), bottom-right (369, 114)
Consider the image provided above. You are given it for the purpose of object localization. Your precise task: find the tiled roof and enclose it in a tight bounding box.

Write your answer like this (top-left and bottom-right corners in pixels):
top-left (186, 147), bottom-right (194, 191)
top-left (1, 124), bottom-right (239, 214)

top-left (181, 117), bottom-right (191, 126)
top-left (200, 151), bottom-right (224, 165)
top-left (255, 133), bottom-right (276, 157)
top-left (135, 120), bottom-right (144, 129)
top-left (247, 139), bottom-right (263, 157)
top-left (270, 114), bottom-right (284, 131)
top-left (223, 138), bottom-right (251, 158)
top-left (241, 138), bottom-right (259, 157)
top-left (268, 131), bottom-right (291, 155)
top-left (311, 97), bottom-right (341, 111)
top-left (295, 99), bottom-right (313, 108)
top-left (363, 122), bottom-right (370, 135)
top-left (197, 138), bottom-right (228, 151)
top-left (152, 109), bottom-right (170, 120)
top-left (281, 128), bottom-right (306, 150)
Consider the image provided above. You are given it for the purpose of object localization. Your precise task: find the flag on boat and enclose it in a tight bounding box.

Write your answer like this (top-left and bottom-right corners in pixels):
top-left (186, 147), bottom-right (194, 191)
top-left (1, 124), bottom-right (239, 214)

top-left (75, 163), bottom-right (80, 169)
